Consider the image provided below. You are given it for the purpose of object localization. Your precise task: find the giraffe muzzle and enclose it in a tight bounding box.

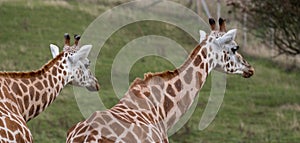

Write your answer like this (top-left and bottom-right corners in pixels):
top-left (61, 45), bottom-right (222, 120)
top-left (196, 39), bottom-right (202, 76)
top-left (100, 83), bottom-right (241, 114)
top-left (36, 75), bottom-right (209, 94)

top-left (242, 67), bottom-right (254, 78)
top-left (86, 82), bottom-right (100, 92)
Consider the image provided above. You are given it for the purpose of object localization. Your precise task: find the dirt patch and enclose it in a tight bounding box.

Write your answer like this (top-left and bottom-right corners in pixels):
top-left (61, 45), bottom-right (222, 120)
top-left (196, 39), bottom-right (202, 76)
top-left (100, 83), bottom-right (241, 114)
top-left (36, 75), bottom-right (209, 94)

top-left (44, 1), bottom-right (72, 8)
top-left (280, 104), bottom-right (300, 112)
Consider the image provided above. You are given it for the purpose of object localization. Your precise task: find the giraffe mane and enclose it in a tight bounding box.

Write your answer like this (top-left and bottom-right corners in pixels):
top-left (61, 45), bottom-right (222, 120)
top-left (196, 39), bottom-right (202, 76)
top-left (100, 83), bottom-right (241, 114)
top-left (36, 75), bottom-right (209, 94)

top-left (129, 38), bottom-right (207, 88)
top-left (0, 51), bottom-right (65, 78)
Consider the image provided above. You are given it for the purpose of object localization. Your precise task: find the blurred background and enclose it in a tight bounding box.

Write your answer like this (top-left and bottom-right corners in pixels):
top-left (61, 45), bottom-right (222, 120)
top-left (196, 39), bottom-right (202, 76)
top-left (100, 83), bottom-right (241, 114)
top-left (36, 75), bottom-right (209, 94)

top-left (0, 0), bottom-right (299, 142)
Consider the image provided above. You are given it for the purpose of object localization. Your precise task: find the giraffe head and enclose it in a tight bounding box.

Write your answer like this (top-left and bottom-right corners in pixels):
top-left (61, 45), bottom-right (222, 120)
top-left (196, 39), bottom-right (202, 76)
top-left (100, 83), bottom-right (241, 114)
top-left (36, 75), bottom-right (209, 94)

top-left (203, 18), bottom-right (254, 78)
top-left (50, 34), bottom-right (100, 91)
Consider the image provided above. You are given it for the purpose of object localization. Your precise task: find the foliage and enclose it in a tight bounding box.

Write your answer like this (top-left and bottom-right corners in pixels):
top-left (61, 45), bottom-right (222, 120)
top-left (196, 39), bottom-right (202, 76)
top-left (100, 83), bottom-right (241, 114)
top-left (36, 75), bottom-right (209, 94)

top-left (226, 0), bottom-right (300, 56)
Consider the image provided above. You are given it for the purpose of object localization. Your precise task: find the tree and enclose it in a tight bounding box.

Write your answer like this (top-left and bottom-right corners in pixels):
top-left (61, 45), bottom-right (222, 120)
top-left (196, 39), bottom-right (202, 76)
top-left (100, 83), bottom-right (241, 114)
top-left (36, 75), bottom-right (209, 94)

top-left (226, 0), bottom-right (300, 56)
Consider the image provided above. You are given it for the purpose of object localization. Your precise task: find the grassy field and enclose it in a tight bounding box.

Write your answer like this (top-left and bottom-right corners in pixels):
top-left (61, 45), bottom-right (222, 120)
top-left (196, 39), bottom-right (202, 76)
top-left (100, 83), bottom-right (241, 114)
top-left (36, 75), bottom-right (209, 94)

top-left (0, 1), bottom-right (299, 143)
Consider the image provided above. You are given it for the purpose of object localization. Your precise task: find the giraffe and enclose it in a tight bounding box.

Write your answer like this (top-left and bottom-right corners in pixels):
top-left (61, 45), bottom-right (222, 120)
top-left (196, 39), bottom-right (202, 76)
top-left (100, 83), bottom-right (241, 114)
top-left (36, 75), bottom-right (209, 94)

top-left (0, 34), bottom-right (100, 142)
top-left (66, 18), bottom-right (254, 143)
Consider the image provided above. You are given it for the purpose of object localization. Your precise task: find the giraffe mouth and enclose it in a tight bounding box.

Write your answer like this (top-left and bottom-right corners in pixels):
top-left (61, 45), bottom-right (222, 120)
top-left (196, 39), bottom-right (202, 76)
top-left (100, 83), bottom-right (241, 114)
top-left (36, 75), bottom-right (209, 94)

top-left (242, 67), bottom-right (254, 78)
top-left (86, 82), bottom-right (100, 91)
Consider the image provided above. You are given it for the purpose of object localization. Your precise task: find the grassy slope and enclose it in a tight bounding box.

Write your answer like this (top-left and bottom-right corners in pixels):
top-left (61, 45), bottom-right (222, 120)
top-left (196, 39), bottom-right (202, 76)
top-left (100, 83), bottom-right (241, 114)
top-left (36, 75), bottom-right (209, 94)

top-left (0, 1), bottom-right (299, 143)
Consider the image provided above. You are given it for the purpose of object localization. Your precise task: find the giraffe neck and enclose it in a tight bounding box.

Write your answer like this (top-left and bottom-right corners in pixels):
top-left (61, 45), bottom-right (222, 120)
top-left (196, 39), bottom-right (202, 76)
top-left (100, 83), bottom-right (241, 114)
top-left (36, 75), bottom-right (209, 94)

top-left (116, 40), bottom-right (217, 132)
top-left (161, 44), bottom-right (214, 130)
top-left (0, 52), bottom-right (72, 122)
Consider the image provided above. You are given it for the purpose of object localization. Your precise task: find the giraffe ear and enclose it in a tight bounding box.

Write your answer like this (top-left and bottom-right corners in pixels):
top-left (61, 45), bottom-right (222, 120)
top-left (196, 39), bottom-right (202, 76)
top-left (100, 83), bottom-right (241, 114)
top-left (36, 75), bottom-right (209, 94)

top-left (215, 29), bottom-right (237, 45)
top-left (50, 44), bottom-right (60, 58)
top-left (199, 30), bottom-right (206, 44)
top-left (69, 45), bottom-right (92, 63)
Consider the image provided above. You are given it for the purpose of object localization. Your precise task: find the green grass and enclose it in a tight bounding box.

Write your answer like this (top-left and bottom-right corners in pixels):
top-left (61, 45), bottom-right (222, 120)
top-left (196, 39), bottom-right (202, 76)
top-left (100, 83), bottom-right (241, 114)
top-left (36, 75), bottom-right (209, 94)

top-left (0, 1), bottom-right (299, 143)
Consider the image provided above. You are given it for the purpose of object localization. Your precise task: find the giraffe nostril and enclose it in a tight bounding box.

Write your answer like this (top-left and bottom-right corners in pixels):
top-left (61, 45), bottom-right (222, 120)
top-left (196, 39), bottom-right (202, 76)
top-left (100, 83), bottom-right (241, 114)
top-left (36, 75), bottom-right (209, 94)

top-left (248, 67), bottom-right (254, 75)
top-left (242, 67), bottom-right (254, 78)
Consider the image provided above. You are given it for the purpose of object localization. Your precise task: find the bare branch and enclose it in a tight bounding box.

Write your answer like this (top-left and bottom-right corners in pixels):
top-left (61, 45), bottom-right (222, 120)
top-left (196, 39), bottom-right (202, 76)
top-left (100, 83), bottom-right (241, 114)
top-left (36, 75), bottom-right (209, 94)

top-left (226, 0), bottom-right (300, 56)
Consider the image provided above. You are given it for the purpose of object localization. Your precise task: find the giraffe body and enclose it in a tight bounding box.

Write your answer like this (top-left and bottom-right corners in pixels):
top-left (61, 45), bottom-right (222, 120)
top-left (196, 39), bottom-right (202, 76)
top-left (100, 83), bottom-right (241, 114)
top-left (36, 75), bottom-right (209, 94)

top-left (0, 35), bottom-right (99, 142)
top-left (67, 45), bottom-right (207, 143)
top-left (67, 18), bottom-right (254, 143)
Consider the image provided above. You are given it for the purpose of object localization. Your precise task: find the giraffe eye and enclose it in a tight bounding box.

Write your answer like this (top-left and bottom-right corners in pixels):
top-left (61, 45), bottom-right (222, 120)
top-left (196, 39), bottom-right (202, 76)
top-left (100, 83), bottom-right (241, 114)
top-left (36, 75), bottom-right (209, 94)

top-left (84, 64), bottom-right (89, 68)
top-left (231, 46), bottom-right (239, 54)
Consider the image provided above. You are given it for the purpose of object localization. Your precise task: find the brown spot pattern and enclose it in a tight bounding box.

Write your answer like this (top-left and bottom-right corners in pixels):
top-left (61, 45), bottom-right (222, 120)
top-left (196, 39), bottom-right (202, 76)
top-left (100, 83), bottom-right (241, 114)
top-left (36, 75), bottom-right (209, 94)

top-left (110, 122), bottom-right (124, 136)
top-left (101, 136), bottom-right (115, 143)
top-left (42, 80), bottom-right (48, 87)
top-left (131, 89), bottom-right (143, 98)
top-left (166, 84), bottom-right (175, 97)
top-left (174, 79), bottom-right (182, 92)
top-left (123, 132), bottom-right (137, 143)
top-left (19, 83), bottom-right (27, 93)
top-left (34, 82), bottom-right (43, 91)
top-left (23, 96), bottom-right (29, 109)
top-left (193, 55), bottom-right (202, 66)
top-left (144, 91), bottom-right (150, 97)
top-left (201, 48), bottom-right (207, 59)
top-left (167, 114), bottom-right (176, 127)
top-left (200, 63), bottom-right (204, 69)
top-left (183, 67), bottom-right (193, 84)
top-left (196, 72), bottom-right (203, 89)
top-left (12, 82), bottom-right (21, 95)
top-left (163, 95), bottom-right (174, 116)
top-left (151, 86), bottom-right (161, 102)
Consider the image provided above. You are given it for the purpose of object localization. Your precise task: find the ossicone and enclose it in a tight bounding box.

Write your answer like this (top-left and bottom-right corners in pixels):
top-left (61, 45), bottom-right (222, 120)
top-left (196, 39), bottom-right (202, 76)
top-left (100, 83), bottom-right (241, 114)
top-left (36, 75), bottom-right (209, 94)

top-left (209, 18), bottom-right (216, 30)
top-left (63, 33), bottom-right (81, 50)
top-left (218, 18), bottom-right (226, 32)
